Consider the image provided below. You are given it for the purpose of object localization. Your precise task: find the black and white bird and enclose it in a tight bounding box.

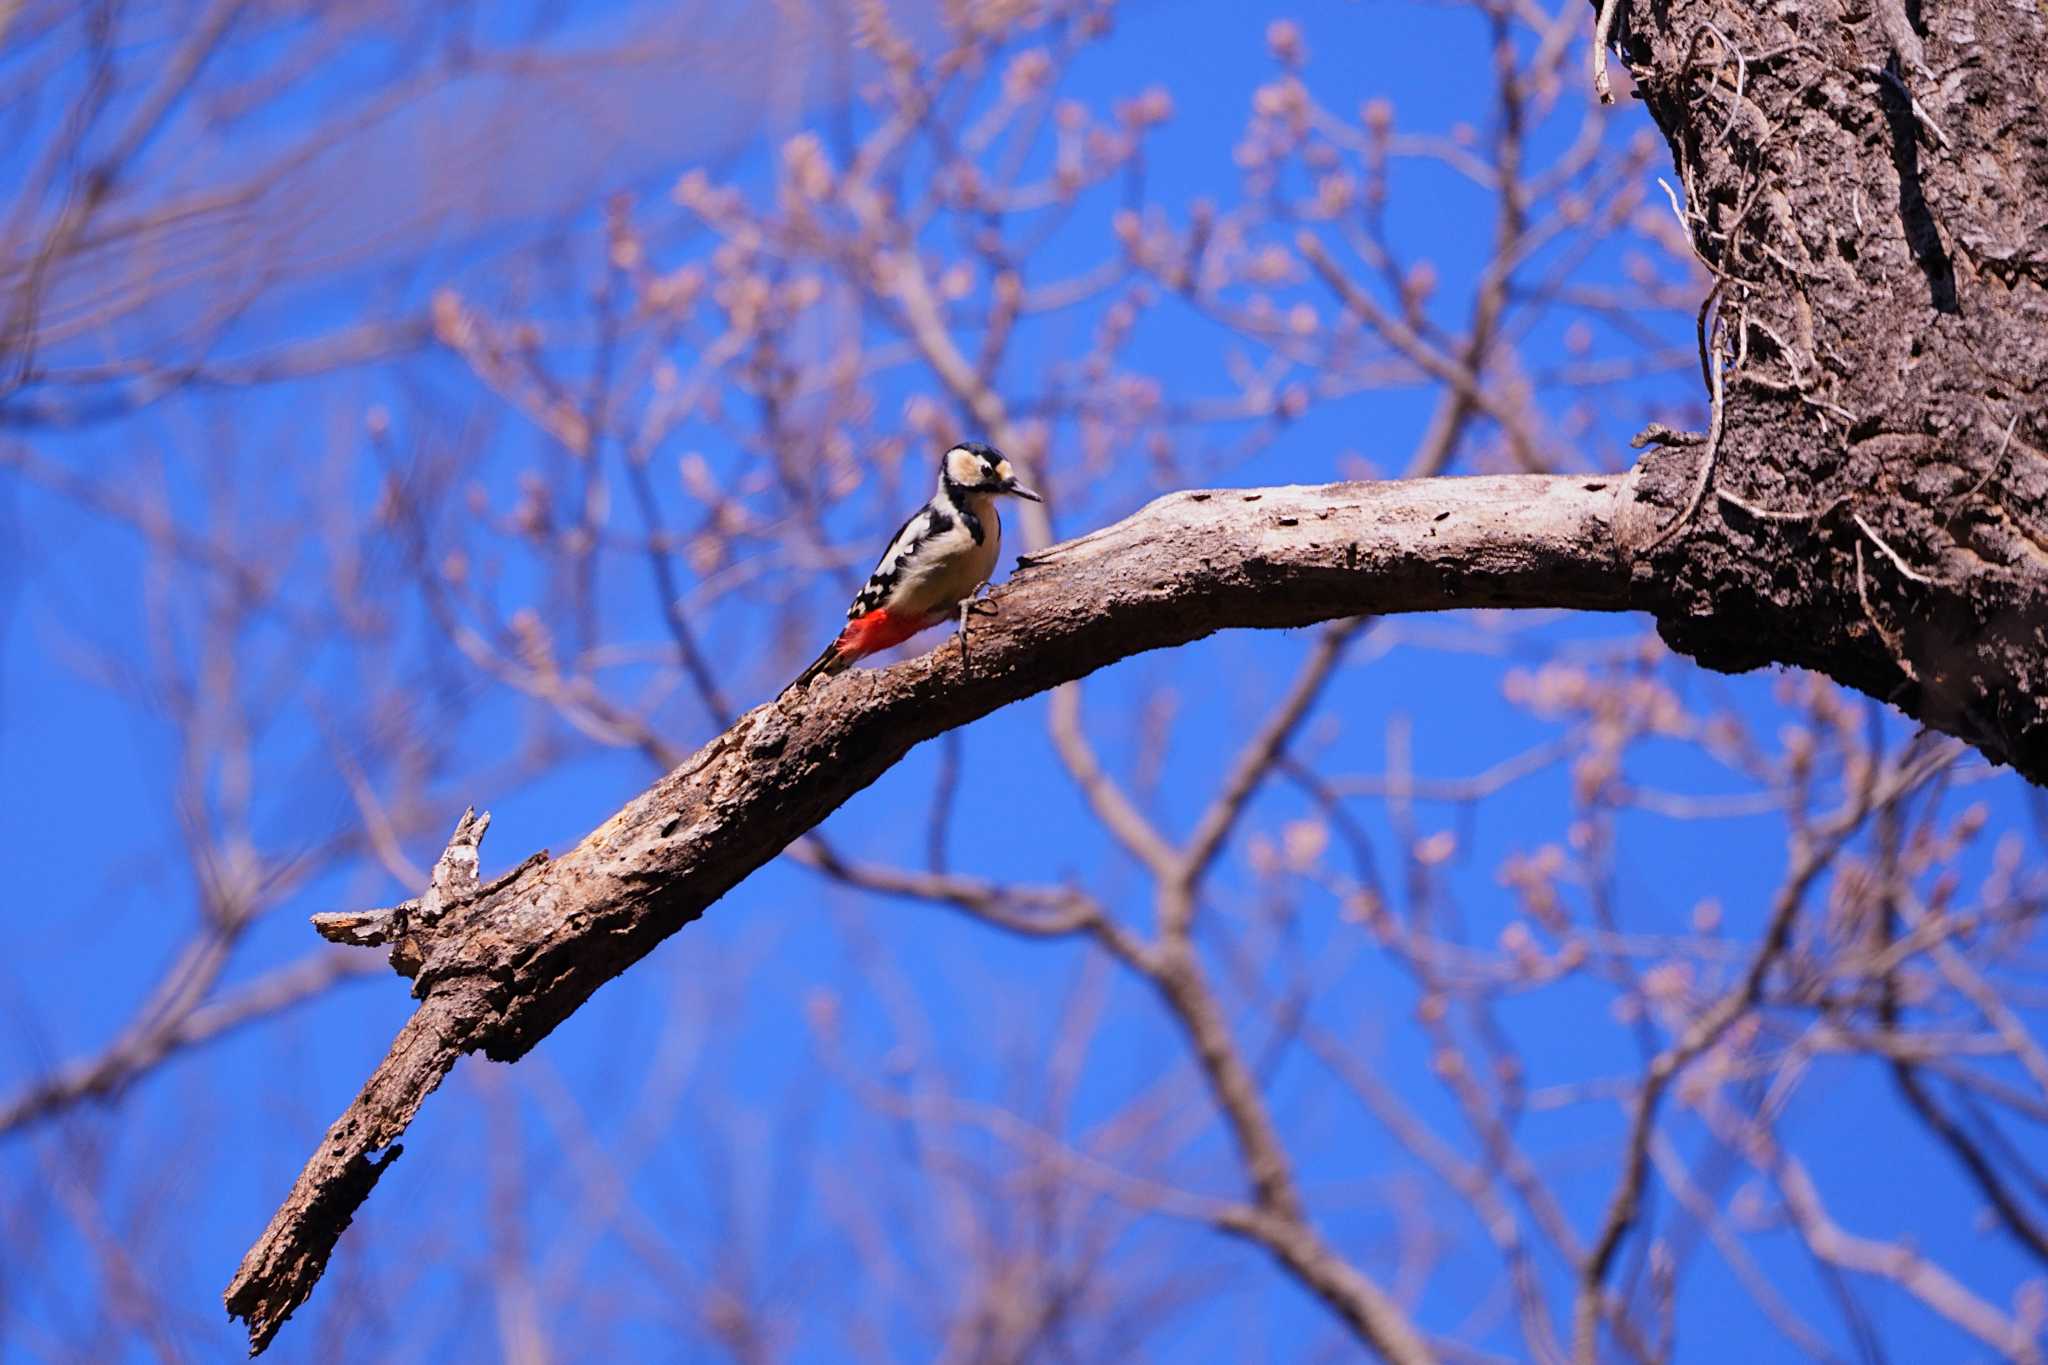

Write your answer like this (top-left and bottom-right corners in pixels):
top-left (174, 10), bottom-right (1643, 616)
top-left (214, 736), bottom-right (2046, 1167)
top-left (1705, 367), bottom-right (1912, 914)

top-left (785, 441), bottom-right (1039, 693)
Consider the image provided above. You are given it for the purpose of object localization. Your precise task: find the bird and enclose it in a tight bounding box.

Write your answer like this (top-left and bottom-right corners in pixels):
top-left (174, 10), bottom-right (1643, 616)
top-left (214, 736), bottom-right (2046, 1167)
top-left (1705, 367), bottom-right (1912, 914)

top-left (784, 441), bottom-right (1040, 694)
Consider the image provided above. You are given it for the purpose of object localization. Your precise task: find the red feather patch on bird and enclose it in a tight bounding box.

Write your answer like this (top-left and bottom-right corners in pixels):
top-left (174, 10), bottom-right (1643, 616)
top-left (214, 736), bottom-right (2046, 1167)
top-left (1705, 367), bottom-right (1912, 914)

top-left (836, 608), bottom-right (935, 661)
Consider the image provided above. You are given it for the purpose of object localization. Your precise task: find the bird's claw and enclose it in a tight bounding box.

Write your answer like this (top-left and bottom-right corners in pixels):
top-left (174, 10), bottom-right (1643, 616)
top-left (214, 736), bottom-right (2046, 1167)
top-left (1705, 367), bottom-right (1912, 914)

top-left (956, 582), bottom-right (996, 674)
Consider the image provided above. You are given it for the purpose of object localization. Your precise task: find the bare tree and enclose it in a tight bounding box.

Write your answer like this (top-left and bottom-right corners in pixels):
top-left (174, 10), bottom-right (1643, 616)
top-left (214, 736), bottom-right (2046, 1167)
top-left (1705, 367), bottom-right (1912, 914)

top-left (3, 2), bottom-right (2044, 1362)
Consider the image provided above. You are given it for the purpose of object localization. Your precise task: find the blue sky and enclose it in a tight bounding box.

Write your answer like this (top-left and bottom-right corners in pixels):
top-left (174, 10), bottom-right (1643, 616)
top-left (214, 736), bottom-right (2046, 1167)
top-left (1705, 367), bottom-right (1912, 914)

top-left (2, 2), bottom-right (2043, 1362)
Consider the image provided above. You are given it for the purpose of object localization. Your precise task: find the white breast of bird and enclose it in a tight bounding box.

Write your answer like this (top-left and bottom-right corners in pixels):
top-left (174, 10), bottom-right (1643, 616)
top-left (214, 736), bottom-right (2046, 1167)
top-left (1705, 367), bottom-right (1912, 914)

top-left (895, 498), bottom-right (1001, 623)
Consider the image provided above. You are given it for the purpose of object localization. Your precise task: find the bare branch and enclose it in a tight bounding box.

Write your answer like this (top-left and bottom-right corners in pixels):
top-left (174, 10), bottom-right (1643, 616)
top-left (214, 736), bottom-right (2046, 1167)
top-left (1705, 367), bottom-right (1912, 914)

top-left (1571, 735), bottom-right (1962, 1361)
top-left (226, 471), bottom-right (1634, 1353)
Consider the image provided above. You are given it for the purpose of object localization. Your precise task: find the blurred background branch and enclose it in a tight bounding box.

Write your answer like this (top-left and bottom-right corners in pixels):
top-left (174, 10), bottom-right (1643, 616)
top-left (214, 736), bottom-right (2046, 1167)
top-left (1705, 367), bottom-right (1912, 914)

top-left (2, 1), bottom-right (2043, 1362)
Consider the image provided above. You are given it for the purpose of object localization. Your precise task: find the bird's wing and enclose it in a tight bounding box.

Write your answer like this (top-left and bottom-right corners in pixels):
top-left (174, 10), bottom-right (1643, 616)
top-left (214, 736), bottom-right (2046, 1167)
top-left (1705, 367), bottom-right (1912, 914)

top-left (846, 504), bottom-right (941, 619)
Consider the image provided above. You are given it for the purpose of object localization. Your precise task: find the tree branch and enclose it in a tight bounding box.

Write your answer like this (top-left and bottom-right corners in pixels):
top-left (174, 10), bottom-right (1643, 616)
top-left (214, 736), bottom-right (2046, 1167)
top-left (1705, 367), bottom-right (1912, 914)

top-left (225, 472), bottom-right (1633, 1353)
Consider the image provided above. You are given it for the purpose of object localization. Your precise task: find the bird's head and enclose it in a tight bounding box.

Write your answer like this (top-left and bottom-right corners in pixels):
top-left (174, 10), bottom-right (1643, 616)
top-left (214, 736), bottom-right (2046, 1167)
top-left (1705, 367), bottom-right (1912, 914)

top-left (943, 441), bottom-right (1040, 502)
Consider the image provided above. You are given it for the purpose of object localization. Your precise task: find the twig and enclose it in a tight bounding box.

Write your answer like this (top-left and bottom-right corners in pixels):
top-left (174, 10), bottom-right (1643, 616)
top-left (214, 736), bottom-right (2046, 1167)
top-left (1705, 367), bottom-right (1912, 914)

top-left (310, 808), bottom-right (542, 959)
top-left (1173, 618), bottom-right (1367, 920)
top-left (0, 950), bottom-right (380, 1135)
top-left (1048, 681), bottom-right (1181, 877)
top-left (1698, 1092), bottom-right (2045, 1362)
top-left (1865, 64), bottom-right (1951, 151)
top-left (1715, 488), bottom-right (1848, 523)
top-left (1854, 541), bottom-right (1917, 682)
top-left (1297, 233), bottom-right (1548, 469)
top-left (1654, 178), bottom-right (1716, 277)
top-left (1631, 422), bottom-right (1704, 450)
top-left (1944, 413), bottom-right (2019, 529)
top-left (1570, 739), bottom-right (1956, 1362)
top-left (1851, 511), bottom-right (1939, 585)
top-left (1897, 892), bottom-right (2048, 1100)
top-left (1592, 0), bottom-right (1626, 103)
top-left (1700, 24), bottom-right (1750, 143)
top-left (1647, 1135), bottom-right (1842, 1360)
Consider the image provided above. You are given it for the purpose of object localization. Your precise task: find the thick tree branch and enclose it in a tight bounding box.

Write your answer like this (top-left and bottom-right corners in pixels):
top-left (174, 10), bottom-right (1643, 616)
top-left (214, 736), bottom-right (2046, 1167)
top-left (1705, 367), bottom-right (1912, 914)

top-left (225, 472), bottom-right (1634, 1352)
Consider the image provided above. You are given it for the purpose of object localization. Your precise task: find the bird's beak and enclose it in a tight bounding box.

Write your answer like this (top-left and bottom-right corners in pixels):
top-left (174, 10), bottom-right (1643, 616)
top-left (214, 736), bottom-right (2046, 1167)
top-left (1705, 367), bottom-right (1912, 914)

top-left (1004, 479), bottom-right (1042, 502)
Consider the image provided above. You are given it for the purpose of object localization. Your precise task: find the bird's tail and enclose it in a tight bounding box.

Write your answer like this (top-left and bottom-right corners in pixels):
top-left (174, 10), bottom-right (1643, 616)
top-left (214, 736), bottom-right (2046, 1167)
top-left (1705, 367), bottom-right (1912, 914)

top-left (783, 637), bottom-right (851, 696)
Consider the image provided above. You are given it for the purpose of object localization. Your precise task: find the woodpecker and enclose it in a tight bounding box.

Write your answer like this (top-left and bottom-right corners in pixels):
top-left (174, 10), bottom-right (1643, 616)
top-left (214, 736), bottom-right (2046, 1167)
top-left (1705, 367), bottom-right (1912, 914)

top-left (785, 441), bottom-right (1040, 694)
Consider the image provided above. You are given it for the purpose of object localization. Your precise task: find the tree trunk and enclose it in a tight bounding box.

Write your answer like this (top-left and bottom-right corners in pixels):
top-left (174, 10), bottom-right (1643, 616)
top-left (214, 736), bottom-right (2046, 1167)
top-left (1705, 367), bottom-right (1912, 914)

top-left (1604, 0), bottom-right (2048, 780)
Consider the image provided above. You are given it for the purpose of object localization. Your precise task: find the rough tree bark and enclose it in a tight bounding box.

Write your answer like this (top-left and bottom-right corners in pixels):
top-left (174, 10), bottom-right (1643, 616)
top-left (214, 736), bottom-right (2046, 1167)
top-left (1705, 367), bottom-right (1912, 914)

top-left (225, 10), bottom-right (2048, 1342)
top-left (1603, 0), bottom-right (2048, 777)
